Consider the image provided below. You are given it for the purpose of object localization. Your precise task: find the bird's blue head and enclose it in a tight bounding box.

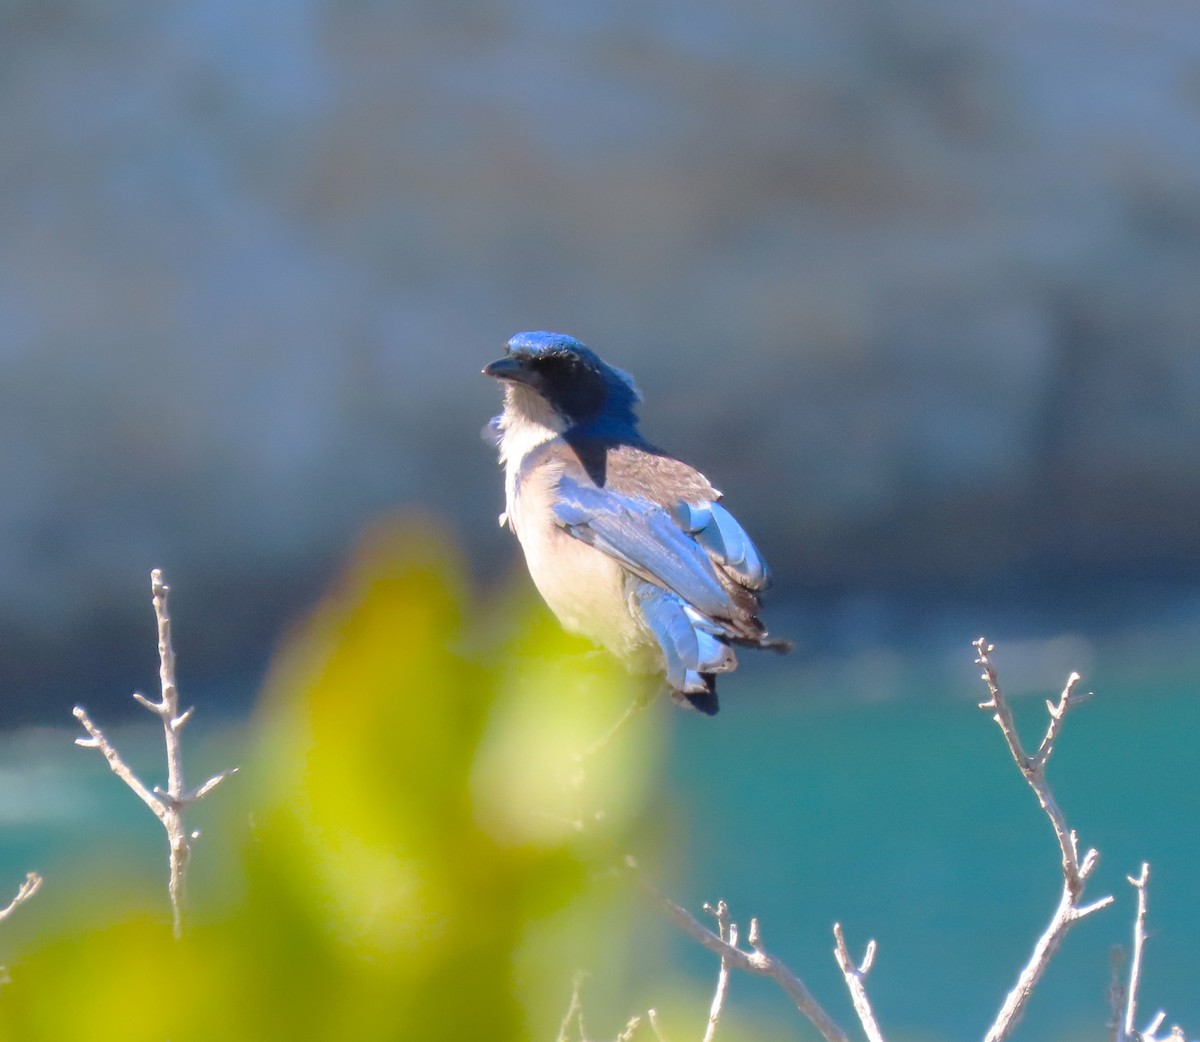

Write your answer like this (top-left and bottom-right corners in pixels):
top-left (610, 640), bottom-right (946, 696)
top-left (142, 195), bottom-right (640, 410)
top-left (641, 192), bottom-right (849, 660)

top-left (483, 331), bottom-right (642, 431)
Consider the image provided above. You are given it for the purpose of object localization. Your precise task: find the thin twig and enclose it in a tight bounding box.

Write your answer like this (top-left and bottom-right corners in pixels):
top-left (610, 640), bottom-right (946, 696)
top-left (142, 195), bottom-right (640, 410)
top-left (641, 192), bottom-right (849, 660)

top-left (557, 971), bottom-right (585, 1042)
top-left (1117, 864), bottom-right (1190, 1042)
top-left (647, 880), bottom-right (850, 1042)
top-left (701, 901), bottom-right (737, 1042)
top-left (0, 872), bottom-right (42, 924)
top-left (582, 684), bottom-right (659, 761)
top-left (73, 707), bottom-right (164, 821)
top-left (974, 638), bottom-right (1113, 1042)
top-left (555, 970), bottom-right (662, 1042)
top-left (833, 923), bottom-right (886, 1042)
top-left (615, 1014), bottom-right (643, 1042)
top-left (0, 870), bottom-right (42, 986)
top-left (1109, 945), bottom-right (1129, 1042)
top-left (647, 1009), bottom-right (669, 1042)
top-left (975, 639), bottom-right (1090, 895)
top-left (74, 569), bottom-right (237, 938)
top-left (1124, 863), bottom-right (1151, 1039)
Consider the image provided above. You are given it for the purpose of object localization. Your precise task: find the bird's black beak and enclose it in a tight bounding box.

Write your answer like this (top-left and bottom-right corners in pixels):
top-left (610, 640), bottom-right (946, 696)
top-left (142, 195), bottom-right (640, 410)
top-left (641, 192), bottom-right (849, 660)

top-left (482, 356), bottom-right (532, 383)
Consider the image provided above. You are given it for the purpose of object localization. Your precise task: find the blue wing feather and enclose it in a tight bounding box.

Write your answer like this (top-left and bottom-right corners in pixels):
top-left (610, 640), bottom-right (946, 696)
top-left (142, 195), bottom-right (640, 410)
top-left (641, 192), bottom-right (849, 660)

top-left (552, 476), bottom-right (736, 621)
top-left (670, 499), bottom-right (769, 590)
top-left (701, 502), bottom-right (769, 588)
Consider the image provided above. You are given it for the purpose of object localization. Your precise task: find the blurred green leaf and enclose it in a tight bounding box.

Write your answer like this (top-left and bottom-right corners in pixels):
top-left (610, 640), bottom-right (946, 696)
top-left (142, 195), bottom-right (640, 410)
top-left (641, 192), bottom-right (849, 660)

top-left (0, 520), bottom-right (663, 1041)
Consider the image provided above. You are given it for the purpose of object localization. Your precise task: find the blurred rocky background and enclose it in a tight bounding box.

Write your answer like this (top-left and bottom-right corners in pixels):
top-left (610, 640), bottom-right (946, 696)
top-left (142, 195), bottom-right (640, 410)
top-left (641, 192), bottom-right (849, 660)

top-left (4, 0), bottom-right (1200, 722)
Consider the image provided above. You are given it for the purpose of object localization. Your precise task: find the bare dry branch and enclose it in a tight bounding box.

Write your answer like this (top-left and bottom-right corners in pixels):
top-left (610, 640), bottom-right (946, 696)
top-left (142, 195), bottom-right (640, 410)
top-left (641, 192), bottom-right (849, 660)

top-left (1112, 864), bottom-right (1193, 1042)
top-left (554, 971), bottom-right (668, 1042)
top-left (985, 874), bottom-right (1113, 1042)
top-left (647, 1009), bottom-right (669, 1042)
top-left (701, 901), bottom-right (737, 1042)
top-left (73, 707), bottom-right (165, 821)
top-left (1109, 945), bottom-right (1129, 1042)
top-left (833, 923), bottom-right (886, 1042)
top-left (0, 870), bottom-right (43, 986)
top-left (974, 638), bottom-right (1093, 895)
top-left (556, 971), bottom-right (586, 1042)
top-left (582, 684), bottom-right (659, 762)
top-left (1124, 863), bottom-right (1151, 1039)
top-left (615, 1014), bottom-right (643, 1042)
top-left (647, 879), bottom-right (850, 1042)
top-left (974, 637), bottom-right (1114, 1042)
top-left (183, 768), bottom-right (239, 804)
top-left (73, 569), bottom-right (238, 939)
top-left (0, 872), bottom-right (42, 925)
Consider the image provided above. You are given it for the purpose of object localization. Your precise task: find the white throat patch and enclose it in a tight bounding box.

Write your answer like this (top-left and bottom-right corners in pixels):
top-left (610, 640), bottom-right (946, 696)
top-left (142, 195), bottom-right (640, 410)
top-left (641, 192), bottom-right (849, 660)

top-left (495, 385), bottom-right (564, 467)
top-left (493, 385), bottom-right (566, 530)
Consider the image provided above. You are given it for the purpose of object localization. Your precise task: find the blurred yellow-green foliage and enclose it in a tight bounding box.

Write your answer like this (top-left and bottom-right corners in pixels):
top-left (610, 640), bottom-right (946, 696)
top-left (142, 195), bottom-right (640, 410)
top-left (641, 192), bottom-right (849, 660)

top-left (0, 521), bottom-right (669, 1041)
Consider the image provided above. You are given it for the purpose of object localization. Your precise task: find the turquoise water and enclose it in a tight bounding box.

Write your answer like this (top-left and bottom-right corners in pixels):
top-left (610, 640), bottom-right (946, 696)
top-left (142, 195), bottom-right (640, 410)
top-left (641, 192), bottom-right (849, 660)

top-left (0, 636), bottom-right (1195, 1040)
top-left (661, 642), bottom-right (1200, 1040)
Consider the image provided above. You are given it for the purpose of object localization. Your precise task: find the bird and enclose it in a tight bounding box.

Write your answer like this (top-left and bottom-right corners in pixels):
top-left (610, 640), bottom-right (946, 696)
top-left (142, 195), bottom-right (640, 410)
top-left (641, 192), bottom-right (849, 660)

top-left (483, 331), bottom-right (788, 715)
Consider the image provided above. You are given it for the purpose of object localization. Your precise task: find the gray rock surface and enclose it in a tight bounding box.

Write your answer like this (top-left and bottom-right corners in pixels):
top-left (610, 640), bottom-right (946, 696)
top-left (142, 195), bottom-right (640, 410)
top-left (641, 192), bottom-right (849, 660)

top-left (3, 0), bottom-right (1199, 719)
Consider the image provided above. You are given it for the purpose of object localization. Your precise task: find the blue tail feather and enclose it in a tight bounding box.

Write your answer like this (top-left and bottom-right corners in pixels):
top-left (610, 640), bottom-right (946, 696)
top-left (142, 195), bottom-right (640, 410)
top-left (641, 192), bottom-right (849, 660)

top-left (632, 581), bottom-right (736, 696)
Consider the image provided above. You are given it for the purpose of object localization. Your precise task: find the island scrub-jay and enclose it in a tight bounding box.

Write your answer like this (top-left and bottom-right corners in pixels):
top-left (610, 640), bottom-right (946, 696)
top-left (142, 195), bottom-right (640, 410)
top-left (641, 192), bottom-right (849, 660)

top-left (484, 331), bottom-right (788, 715)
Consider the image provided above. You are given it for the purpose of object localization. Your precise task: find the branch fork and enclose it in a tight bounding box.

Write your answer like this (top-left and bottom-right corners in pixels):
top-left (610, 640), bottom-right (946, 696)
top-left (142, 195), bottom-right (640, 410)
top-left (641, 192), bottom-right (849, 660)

top-left (648, 882), bottom-right (851, 1042)
top-left (833, 923), bottom-right (885, 1042)
top-left (974, 637), bottom-right (1113, 1042)
top-left (974, 638), bottom-right (1098, 899)
top-left (701, 901), bottom-right (738, 1042)
top-left (73, 569), bottom-right (237, 938)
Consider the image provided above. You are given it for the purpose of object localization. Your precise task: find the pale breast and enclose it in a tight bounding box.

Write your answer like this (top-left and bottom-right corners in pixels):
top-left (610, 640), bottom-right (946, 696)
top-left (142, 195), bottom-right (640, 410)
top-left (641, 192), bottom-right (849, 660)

top-left (507, 450), bottom-right (656, 666)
